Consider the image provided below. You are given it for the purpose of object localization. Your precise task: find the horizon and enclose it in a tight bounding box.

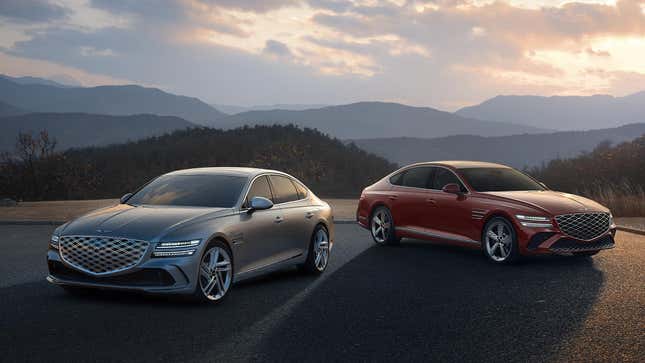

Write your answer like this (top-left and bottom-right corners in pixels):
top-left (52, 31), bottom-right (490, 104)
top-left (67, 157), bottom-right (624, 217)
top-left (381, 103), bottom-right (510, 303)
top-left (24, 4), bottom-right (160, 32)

top-left (1, 0), bottom-right (644, 111)
top-left (2, 72), bottom-right (643, 113)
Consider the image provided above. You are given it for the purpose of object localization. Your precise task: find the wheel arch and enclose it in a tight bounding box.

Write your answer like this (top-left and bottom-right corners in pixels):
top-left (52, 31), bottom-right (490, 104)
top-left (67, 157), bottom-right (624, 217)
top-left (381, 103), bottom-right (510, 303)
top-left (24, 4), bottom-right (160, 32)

top-left (369, 201), bottom-right (390, 221)
top-left (480, 211), bottom-right (516, 241)
top-left (204, 233), bottom-right (235, 263)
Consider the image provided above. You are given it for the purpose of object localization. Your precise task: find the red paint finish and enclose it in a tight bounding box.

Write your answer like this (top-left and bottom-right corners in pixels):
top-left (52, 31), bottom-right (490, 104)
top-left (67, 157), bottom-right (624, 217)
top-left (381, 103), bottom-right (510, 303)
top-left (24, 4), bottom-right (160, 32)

top-left (357, 161), bottom-right (616, 256)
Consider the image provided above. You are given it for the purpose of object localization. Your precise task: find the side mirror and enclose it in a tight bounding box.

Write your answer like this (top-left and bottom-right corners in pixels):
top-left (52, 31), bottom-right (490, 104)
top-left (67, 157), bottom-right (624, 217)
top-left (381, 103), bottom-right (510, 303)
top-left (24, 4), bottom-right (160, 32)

top-left (442, 183), bottom-right (462, 195)
top-left (248, 196), bottom-right (273, 213)
top-left (120, 193), bottom-right (133, 204)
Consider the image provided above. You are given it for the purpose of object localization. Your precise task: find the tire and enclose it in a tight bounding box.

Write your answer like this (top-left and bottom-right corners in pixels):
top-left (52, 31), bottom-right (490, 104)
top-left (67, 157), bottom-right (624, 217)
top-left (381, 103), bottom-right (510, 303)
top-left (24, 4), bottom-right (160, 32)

top-left (300, 224), bottom-right (331, 274)
top-left (370, 207), bottom-right (400, 245)
top-left (482, 217), bottom-right (519, 264)
top-left (191, 240), bottom-right (234, 303)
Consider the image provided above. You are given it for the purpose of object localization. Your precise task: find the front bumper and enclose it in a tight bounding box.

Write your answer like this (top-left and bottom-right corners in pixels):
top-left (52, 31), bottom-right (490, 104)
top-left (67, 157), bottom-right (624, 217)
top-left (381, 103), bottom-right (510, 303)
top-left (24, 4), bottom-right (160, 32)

top-left (46, 249), bottom-right (199, 294)
top-left (520, 227), bottom-right (617, 256)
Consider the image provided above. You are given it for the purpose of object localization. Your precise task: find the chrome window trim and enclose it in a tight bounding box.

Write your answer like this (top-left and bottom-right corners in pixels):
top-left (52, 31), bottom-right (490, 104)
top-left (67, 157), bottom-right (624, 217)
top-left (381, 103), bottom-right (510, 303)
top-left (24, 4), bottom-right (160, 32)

top-left (239, 173), bottom-right (310, 211)
top-left (385, 165), bottom-right (471, 194)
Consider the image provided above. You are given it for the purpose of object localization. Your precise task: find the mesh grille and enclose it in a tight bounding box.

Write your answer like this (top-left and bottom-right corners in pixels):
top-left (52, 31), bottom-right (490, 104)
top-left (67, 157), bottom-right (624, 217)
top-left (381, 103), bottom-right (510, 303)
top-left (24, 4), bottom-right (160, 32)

top-left (550, 235), bottom-right (614, 253)
top-left (59, 236), bottom-right (149, 275)
top-left (555, 212), bottom-right (610, 241)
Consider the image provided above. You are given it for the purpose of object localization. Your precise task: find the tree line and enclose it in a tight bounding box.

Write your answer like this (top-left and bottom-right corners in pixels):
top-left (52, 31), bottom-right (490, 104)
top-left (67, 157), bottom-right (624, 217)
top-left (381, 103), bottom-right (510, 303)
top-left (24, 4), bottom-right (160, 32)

top-left (0, 125), bottom-right (397, 201)
top-left (529, 136), bottom-right (645, 216)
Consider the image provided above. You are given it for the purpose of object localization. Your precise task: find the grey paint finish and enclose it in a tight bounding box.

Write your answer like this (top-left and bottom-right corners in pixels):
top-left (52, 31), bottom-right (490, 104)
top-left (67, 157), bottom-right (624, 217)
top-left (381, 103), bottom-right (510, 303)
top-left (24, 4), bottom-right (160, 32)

top-left (47, 167), bottom-right (334, 295)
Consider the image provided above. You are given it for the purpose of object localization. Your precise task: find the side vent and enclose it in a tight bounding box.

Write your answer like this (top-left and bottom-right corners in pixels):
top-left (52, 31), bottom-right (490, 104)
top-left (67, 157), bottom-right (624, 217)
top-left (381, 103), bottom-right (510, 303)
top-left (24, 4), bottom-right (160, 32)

top-left (471, 209), bottom-right (487, 220)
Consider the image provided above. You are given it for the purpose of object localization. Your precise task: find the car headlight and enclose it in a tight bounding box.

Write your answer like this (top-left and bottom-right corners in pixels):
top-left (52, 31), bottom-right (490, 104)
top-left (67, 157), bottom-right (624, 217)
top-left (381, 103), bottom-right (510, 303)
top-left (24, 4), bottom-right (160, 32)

top-left (515, 214), bottom-right (553, 228)
top-left (50, 235), bottom-right (60, 249)
top-left (153, 239), bottom-right (201, 257)
top-left (609, 212), bottom-right (615, 227)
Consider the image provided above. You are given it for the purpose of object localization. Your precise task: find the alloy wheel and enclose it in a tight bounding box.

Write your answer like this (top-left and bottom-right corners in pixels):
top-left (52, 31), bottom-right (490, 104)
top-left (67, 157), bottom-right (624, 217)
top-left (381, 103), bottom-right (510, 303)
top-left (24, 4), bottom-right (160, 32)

top-left (485, 221), bottom-right (513, 262)
top-left (313, 228), bottom-right (330, 271)
top-left (199, 246), bottom-right (232, 301)
top-left (371, 210), bottom-right (391, 244)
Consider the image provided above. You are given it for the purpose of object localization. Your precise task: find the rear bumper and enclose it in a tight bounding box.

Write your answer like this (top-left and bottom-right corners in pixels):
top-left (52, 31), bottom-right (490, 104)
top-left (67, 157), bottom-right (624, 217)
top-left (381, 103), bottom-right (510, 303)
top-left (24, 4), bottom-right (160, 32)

top-left (46, 249), bottom-right (197, 294)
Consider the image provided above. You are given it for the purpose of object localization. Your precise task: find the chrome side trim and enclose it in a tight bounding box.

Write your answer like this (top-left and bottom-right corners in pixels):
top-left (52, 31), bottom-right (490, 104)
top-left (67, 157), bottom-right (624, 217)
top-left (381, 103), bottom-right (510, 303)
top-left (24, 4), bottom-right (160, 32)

top-left (397, 227), bottom-right (480, 245)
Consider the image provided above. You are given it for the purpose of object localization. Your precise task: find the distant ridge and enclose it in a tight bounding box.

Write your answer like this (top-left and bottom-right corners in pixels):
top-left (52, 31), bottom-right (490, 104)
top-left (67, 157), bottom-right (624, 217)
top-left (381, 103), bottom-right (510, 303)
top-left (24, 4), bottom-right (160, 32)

top-left (0, 113), bottom-right (196, 151)
top-left (213, 103), bottom-right (331, 114)
top-left (0, 74), bottom-right (70, 88)
top-left (0, 100), bottom-right (26, 117)
top-left (456, 92), bottom-right (645, 130)
top-left (0, 77), bottom-right (226, 127)
top-left (218, 101), bottom-right (547, 139)
top-left (352, 123), bottom-right (645, 168)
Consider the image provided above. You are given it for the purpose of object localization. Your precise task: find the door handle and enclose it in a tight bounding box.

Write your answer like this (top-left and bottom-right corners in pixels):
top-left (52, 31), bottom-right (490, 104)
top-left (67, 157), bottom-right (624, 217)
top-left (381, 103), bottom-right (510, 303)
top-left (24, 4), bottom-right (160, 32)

top-left (275, 216), bottom-right (284, 223)
top-left (388, 195), bottom-right (398, 200)
top-left (426, 198), bottom-right (437, 206)
top-left (305, 212), bottom-right (314, 219)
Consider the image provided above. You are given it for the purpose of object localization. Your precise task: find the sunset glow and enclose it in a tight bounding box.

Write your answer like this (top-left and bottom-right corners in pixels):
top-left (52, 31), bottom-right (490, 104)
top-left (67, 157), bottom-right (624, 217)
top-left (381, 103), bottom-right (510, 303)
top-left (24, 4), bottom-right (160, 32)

top-left (1, 0), bottom-right (644, 108)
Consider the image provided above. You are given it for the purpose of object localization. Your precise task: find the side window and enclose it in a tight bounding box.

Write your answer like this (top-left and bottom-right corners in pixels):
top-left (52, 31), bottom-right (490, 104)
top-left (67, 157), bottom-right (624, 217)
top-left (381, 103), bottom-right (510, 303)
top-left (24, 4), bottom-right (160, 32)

top-left (431, 168), bottom-right (466, 192)
top-left (401, 167), bottom-right (432, 189)
top-left (292, 180), bottom-right (308, 199)
top-left (389, 172), bottom-right (404, 186)
top-left (269, 175), bottom-right (299, 204)
top-left (245, 176), bottom-right (273, 207)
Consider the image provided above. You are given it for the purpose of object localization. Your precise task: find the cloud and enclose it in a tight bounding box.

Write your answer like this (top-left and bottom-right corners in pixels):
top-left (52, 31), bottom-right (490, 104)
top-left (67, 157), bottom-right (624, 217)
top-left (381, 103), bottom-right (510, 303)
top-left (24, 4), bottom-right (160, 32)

top-left (0, 0), bottom-right (70, 23)
top-left (263, 39), bottom-right (293, 56)
top-left (587, 47), bottom-right (611, 56)
top-left (198, 0), bottom-right (302, 13)
top-left (1, 0), bottom-right (645, 110)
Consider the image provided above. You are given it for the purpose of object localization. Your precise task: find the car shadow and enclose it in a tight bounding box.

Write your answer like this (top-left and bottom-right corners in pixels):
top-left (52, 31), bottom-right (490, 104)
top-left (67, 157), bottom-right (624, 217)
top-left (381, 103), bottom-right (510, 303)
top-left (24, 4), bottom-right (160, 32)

top-left (0, 266), bottom-right (319, 362)
top-left (255, 238), bottom-right (605, 362)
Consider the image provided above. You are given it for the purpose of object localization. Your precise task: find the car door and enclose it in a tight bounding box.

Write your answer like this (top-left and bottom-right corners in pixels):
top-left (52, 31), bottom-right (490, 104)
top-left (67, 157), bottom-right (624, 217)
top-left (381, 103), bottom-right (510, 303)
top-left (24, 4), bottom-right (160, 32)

top-left (235, 175), bottom-right (285, 274)
top-left (425, 167), bottom-right (473, 241)
top-left (388, 166), bottom-right (434, 232)
top-left (268, 175), bottom-right (311, 260)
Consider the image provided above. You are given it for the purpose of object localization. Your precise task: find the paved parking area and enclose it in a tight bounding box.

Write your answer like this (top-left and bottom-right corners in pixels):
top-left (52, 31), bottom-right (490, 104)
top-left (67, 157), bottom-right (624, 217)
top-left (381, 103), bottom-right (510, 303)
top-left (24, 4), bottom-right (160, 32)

top-left (1, 225), bottom-right (643, 362)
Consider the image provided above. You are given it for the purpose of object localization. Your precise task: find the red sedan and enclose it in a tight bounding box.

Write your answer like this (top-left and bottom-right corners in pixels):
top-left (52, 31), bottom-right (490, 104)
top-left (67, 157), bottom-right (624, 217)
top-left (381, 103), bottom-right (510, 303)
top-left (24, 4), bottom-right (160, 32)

top-left (357, 161), bottom-right (616, 263)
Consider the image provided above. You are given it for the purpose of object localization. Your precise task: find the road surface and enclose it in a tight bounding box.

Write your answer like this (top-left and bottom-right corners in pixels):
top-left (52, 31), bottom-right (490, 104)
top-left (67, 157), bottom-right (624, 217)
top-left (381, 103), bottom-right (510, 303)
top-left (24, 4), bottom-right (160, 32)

top-left (1, 225), bottom-right (643, 362)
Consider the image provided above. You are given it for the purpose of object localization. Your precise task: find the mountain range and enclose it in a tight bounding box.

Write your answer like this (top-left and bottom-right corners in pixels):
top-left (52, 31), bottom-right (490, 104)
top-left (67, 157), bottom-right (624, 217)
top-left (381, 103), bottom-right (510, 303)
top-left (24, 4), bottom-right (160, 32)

top-left (352, 123), bottom-right (645, 169)
top-left (0, 74), bottom-right (73, 88)
top-left (0, 113), bottom-right (195, 151)
top-left (213, 103), bottom-right (330, 114)
top-left (216, 102), bottom-right (547, 139)
top-left (0, 100), bottom-right (25, 118)
top-left (457, 92), bottom-right (645, 131)
top-left (0, 74), bottom-right (643, 162)
top-left (0, 77), bottom-right (226, 126)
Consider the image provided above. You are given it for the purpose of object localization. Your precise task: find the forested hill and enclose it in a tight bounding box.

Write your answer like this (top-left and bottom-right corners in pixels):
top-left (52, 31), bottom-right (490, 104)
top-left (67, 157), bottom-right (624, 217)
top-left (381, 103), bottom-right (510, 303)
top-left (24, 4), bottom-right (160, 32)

top-left (0, 125), bottom-right (397, 201)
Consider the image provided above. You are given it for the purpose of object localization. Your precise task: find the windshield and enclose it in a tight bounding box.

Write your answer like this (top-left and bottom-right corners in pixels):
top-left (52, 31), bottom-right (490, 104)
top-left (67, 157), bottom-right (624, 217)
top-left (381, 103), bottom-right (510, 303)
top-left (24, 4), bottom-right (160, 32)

top-left (127, 174), bottom-right (247, 208)
top-left (459, 167), bottom-right (544, 192)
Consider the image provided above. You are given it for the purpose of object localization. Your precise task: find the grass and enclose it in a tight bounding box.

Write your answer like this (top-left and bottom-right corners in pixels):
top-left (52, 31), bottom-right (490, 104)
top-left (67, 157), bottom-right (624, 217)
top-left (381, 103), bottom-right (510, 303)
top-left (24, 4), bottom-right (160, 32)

top-left (573, 183), bottom-right (645, 217)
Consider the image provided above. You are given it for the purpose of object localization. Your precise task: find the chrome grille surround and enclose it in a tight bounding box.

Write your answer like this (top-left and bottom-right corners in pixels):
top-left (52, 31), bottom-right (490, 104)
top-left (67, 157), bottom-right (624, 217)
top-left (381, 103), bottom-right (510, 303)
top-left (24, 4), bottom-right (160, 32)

top-left (555, 212), bottom-right (610, 241)
top-left (59, 236), bottom-right (150, 276)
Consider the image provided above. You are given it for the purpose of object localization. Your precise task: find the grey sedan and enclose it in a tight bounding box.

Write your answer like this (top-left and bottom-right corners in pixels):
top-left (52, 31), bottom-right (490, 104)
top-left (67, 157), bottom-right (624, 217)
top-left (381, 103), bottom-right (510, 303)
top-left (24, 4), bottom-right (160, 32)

top-left (46, 167), bottom-right (334, 303)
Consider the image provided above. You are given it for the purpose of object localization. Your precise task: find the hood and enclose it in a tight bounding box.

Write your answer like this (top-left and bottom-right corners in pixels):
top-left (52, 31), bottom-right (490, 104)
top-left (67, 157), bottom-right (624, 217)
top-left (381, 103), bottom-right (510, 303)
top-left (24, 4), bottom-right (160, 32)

top-left (60, 204), bottom-right (230, 241)
top-left (482, 190), bottom-right (608, 216)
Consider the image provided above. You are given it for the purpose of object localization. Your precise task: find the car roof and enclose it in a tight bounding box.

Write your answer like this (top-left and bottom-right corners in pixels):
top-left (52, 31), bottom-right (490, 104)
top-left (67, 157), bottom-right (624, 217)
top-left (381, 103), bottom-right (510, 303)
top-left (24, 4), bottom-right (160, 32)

top-left (406, 161), bottom-right (512, 169)
top-left (163, 167), bottom-right (288, 178)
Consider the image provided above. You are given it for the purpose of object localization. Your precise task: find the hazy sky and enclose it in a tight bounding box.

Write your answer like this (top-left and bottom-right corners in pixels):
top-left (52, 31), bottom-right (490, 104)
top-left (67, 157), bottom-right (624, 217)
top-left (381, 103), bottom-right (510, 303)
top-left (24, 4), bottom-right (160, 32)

top-left (1, 0), bottom-right (644, 110)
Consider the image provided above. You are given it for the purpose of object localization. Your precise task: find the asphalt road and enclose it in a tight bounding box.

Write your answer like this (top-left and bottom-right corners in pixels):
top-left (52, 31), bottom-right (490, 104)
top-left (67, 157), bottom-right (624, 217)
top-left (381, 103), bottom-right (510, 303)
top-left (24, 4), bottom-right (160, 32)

top-left (1, 225), bottom-right (643, 363)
